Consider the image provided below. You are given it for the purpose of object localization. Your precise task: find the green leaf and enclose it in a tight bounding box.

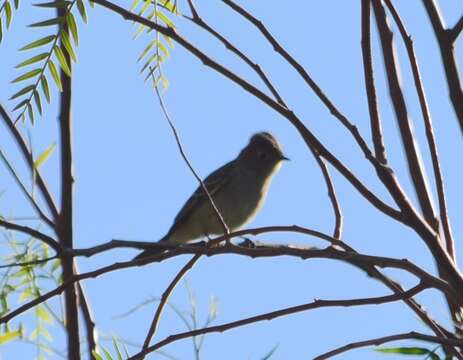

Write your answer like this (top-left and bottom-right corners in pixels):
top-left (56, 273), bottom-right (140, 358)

top-left (34, 143), bottom-right (56, 169)
top-left (10, 85), bottom-right (35, 100)
top-left (5, 0), bottom-right (12, 28)
top-left (33, 0), bottom-right (71, 8)
top-left (376, 347), bottom-right (440, 360)
top-left (92, 351), bottom-right (104, 360)
top-left (12, 68), bottom-right (41, 83)
top-left (102, 347), bottom-right (113, 360)
top-left (157, 11), bottom-right (174, 29)
top-left (36, 306), bottom-right (53, 324)
top-left (33, 90), bottom-right (42, 115)
top-left (12, 99), bottom-right (29, 111)
top-left (137, 0), bottom-right (151, 17)
top-left (15, 53), bottom-right (48, 68)
top-left (137, 39), bottom-right (157, 62)
top-left (20, 35), bottom-right (56, 51)
top-left (112, 337), bottom-right (123, 360)
top-left (157, 40), bottom-right (169, 58)
top-left (129, 0), bottom-right (141, 11)
top-left (54, 45), bottom-right (71, 77)
top-left (260, 344), bottom-right (279, 360)
top-left (140, 53), bottom-right (158, 73)
top-left (133, 23), bottom-right (145, 39)
top-left (14, 0), bottom-right (19, 9)
top-left (19, 287), bottom-right (34, 302)
top-left (29, 17), bottom-right (62, 27)
top-left (0, 330), bottom-right (21, 344)
top-left (48, 60), bottom-right (62, 91)
top-left (76, 0), bottom-right (87, 22)
top-left (0, 18), bottom-right (3, 43)
top-left (40, 75), bottom-right (51, 103)
top-left (61, 30), bottom-right (76, 62)
top-left (66, 13), bottom-right (78, 45)
top-left (27, 103), bottom-right (34, 123)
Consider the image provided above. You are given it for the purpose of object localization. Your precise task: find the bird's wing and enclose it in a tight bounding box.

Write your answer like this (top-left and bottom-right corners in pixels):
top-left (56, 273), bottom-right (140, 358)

top-left (168, 160), bottom-right (235, 232)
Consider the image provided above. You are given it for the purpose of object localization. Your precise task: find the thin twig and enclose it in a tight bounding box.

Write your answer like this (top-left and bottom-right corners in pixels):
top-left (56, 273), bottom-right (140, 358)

top-left (361, 0), bottom-right (387, 164)
top-left (77, 277), bottom-right (97, 360)
top-left (0, 103), bottom-right (59, 222)
top-left (0, 255), bottom-right (58, 269)
top-left (372, 0), bottom-right (437, 231)
top-left (421, 0), bottom-right (463, 133)
top-left (449, 15), bottom-right (463, 42)
top-left (0, 218), bottom-right (60, 253)
top-left (314, 331), bottom-right (463, 360)
top-left (383, 0), bottom-right (455, 261)
top-left (0, 149), bottom-right (54, 227)
top-left (129, 283), bottom-right (428, 359)
top-left (185, 0), bottom-right (285, 106)
top-left (141, 255), bottom-right (200, 351)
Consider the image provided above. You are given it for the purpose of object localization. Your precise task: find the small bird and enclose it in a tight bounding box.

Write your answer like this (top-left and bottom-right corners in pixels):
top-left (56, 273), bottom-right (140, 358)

top-left (134, 132), bottom-right (288, 260)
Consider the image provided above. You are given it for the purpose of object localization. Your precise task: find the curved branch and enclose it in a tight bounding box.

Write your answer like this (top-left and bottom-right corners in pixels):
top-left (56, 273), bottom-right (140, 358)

top-left (0, 103), bottom-right (59, 222)
top-left (0, 218), bottom-right (61, 253)
top-left (1, 243), bottom-right (459, 325)
top-left (314, 330), bottom-right (463, 360)
top-left (129, 283), bottom-right (428, 360)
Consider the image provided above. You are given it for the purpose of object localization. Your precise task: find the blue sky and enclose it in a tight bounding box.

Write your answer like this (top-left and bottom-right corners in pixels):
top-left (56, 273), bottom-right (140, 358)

top-left (1, 0), bottom-right (462, 359)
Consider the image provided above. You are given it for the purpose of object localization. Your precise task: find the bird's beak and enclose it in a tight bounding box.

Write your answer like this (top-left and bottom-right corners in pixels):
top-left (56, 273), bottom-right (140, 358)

top-left (280, 154), bottom-right (290, 161)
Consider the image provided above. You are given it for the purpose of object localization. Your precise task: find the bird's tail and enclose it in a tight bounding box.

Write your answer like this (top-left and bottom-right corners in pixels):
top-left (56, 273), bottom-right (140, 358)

top-left (132, 235), bottom-right (170, 261)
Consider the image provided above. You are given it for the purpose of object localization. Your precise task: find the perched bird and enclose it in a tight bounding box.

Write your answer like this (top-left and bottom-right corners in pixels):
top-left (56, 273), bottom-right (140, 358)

top-left (134, 132), bottom-right (288, 260)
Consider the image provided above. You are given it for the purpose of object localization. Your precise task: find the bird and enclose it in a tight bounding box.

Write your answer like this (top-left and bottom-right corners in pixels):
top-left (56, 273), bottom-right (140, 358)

top-left (134, 132), bottom-right (288, 260)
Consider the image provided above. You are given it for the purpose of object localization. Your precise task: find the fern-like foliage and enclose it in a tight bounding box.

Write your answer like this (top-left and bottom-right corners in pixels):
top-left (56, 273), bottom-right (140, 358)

top-left (130, 0), bottom-right (177, 89)
top-left (0, 0), bottom-right (19, 42)
top-left (9, 0), bottom-right (89, 123)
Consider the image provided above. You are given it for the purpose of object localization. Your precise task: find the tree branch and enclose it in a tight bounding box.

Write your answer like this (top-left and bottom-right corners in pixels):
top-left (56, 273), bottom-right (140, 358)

top-left (314, 330), bottom-right (463, 360)
top-left (56, 5), bottom-right (79, 358)
top-left (372, 0), bottom-right (437, 230)
top-left (0, 218), bottom-right (61, 253)
top-left (384, 0), bottom-right (455, 261)
top-left (1, 243), bottom-right (460, 326)
top-left (361, 0), bottom-right (387, 164)
top-left (0, 103), bottom-right (59, 222)
top-left (421, 0), bottom-right (463, 133)
top-left (129, 283), bottom-right (428, 359)
top-left (141, 255), bottom-right (200, 353)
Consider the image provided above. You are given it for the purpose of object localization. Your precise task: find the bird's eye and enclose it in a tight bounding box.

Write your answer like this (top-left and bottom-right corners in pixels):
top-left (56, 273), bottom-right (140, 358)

top-left (258, 152), bottom-right (267, 160)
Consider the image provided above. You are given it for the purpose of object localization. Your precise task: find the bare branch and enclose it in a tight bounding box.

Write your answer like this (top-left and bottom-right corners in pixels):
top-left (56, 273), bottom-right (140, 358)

top-left (383, 0), bottom-right (455, 261)
top-left (129, 283), bottom-right (429, 360)
top-left (0, 103), bottom-right (59, 221)
top-left (0, 148), bottom-right (54, 227)
top-left (141, 255), bottom-right (200, 352)
top-left (1, 243), bottom-right (460, 326)
top-left (0, 218), bottom-right (61, 253)
top-left (361, 0), bottom-right (387, 164)
top-left (372, 0), bottom-right (437, 230)
top-left (449, 15), bottom-right (463, 42)
top-left (314, 331), bottom-right (463, 360)
top-left (421, 0), bottom-right (463, 132)
top-left (77, 281), bottom-right (97, 360)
